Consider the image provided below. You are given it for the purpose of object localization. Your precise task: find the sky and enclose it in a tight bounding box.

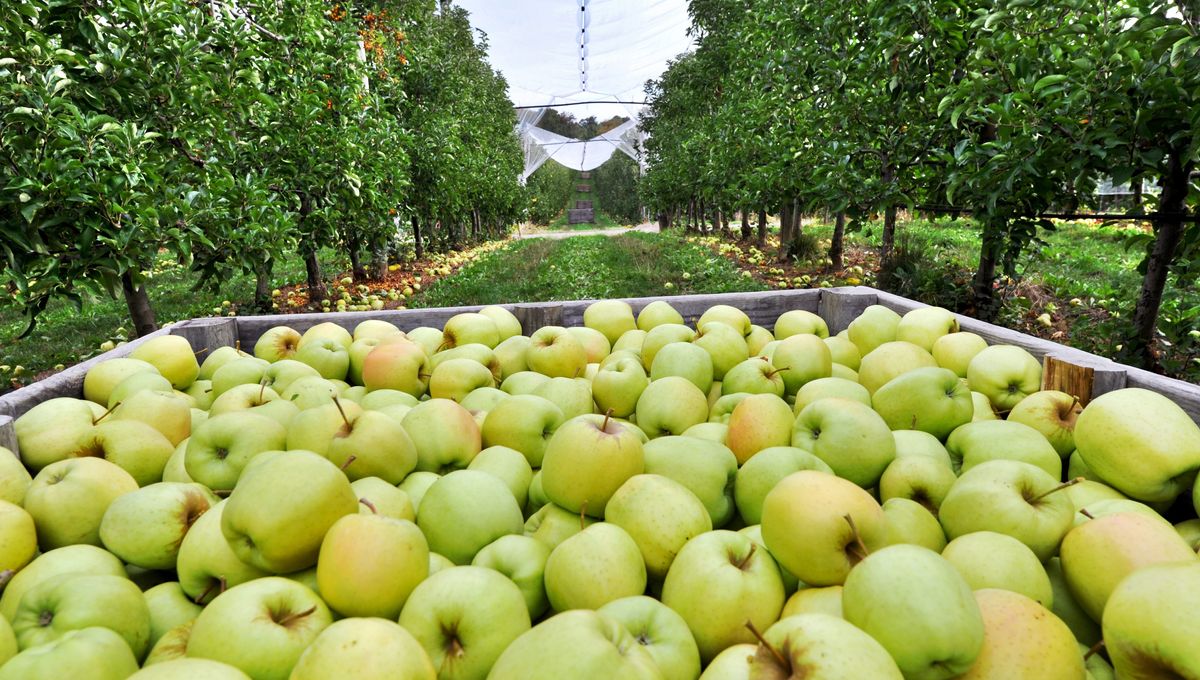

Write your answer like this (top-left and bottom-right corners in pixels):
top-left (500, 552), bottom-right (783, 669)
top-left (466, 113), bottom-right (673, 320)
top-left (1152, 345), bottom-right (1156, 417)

top-left (454, 0), bottom-right (694, 120)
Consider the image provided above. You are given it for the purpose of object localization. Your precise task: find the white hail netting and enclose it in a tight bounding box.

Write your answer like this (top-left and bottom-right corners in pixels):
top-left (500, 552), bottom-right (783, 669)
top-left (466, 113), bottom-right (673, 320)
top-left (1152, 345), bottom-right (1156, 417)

top-left (456, 0), bottom-right (693, 179)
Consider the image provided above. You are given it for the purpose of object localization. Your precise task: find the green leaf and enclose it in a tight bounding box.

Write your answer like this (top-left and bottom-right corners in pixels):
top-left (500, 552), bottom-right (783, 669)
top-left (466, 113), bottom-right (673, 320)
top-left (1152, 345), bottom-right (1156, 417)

top-left (1033, 75), bottom-right (1068, 92)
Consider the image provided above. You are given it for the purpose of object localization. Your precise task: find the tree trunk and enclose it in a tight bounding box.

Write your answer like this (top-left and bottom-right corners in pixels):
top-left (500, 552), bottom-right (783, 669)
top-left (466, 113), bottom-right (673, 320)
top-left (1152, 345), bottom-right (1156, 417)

top-left (303, 247), bottom-right (327, 307)
top-left (1131, 151), bottom-right (1193, 369)
top-left (370, 240), bottom-right (388, 280)
top-left (757, 209), bottom-right (767, 245)
top-left (348, 232), bottom-right (366, 282)
top-left (412, 215), bottom-right (424, 260)
top-left (830, 212), bottom-right (846, 271)
top-left (253, 259), bottom-right (273, 312)
top-left (1131, 177), bottom-right (1144, 213)
top-left (120, 271), bottom-right (157, 337)
top-left (471, 209), bottom-right (480, 242)
top-left (740, 211), bottom-right (751, 240)
top-left (712, 208), bottom-right (722, 235)
top-left (778, 201), bottom-right (794, 262)
top-left (721, 210), bottom-right (730, 235)
top-left (698, 199), bottom-right (707, 234)
top-left (972, 224), bottom-right (1002, 320)
top-left (881, 158), bottom-right (897, 264)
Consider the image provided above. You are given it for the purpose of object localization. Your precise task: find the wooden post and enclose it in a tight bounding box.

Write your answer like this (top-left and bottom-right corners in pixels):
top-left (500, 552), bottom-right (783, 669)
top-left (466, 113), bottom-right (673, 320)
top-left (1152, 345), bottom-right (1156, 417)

top-left (170, 318), bottom-right (239, 358)
top-left (818, 288), bottom-right (878, 334)
top-left (1041, 352), bottom-right (1127, 405)
top-left (0, 416), bottom-right (17, 458)
top-left (514, 304), bottom-right (564, 335)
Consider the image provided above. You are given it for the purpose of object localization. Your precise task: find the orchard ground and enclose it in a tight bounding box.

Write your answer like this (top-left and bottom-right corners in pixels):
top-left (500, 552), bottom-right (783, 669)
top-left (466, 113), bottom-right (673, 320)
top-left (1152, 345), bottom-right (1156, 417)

top-left (2, 218), bottom-right (1197, 392)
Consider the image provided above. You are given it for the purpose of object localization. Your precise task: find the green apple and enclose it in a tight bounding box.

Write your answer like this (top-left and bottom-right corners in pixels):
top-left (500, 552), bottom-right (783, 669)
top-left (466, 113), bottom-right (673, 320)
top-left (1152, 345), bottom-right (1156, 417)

top-left (605, 474), bottom-right (712, 580)
top-left (843, 544), bottom-right (985, 679)
top-left (131, 335), bottom-right (199, 389)
top-left (185, 412), bottom-right (287, 491)
top-left (298, 321), bottom-right (353, 350)
top-left (416, 470), bottom-right (524, 565)
top-left (697, 643), bottom-right (755, 679)
top-left (254, 326), bottom-right (302, 362)
top-left (1075, 387), bottom-right (1200, 503)
top-left (945, 420), bottom-right (1062, 478)
top-left (490, 335), bottom-right (529, 380)
top-left (523, 501), bottom-right (595, 549)
top-left (693, 322), bottom-right (749, 380)
top-left (773, 309), bottom-right (829, 339)
top-left (360, 340), bottom-right (431, 397)
top-left (143, 582), bottom-right (202, 648)
top-left (749, 614), bottom-right (904, 678)
top-left (0, 627), bottom-right (139, 680)
top-left (643, 436), bottom-right (739, 527)
top-left (442, 312), bottom-right (500, 349)
top-left (12, 398), bottom-right (100, 472)
top-left (959, 589), bottom-right (1083, 680)
top-left (24, 457), bottom-right (138, 549)
top-left (792, 376), bottom-right (871, 413)
top-left (83, 358), bottom-right (159, 405)
top-left (882, 497), bottom-right (947, 551)
top-left (896, 306), bottom-right (959, 352)
top-left (350, 477), bottom-right (414, 520)
top-left (781, 586), bottom-right (843, 619)
top-left (541, 415), bottom-right (645, 517)
top-left (429, 343), bottom-right (502, 383)
top-left (0, 545), bottom-right (125, 621)
top-left (1060, 511), bottom-right (1198, 622)
top-left (872, 367), bottom-right (973, 439)
top-left (831, 363), bottom-right (858, 381)
top-left (823, 335), bottom-right (862, 371)
top-left (69, 419), bottom-right (174, 486)
top-left (489, 610), bottom-right (661, 680)
top-left (347, 338), bottom-right (383, 385)
top-left (293, 338), bottom-right (349, 381)
top-left (638, 300), bottom-right (685, 330)
top-left (681, 422), bottom-right (727, 443)
top-left (931, 331), bottom-right (987, 379)
top-left (792, 397), bottom-right (896, 488)
top-left (187, 577), bottom-right (331, 680)
top-left (472, 534), bottom-right (551, 619)
top-left (894, 428), bottom-right (953, 463)
top-left (351, 318), bottom-right (401, 341)
top-left (966, 344), bottom-right (1042, 413)
top-left (938, 460), bottom-right (1075, 561)
top-left (567, 326), bottom-right (612, 364)
top-left (359, 388), bottom-right (419, 411)
top-left (500, 371), bottom-right (549, 395)
top-left (0, 500), bottom-right (36, 587)
top-left (184, 379), bottom-right (215, 410)
top-left (290, 617), bottom-right (434, 680)
top-left (142, 620), bottom-right (191, 665)
top-left (1101, 561), bottom-right (1200, 679)
top-left (467, 445), bottom-right (533, 508)
top-left (1006, 390), bottom-right (1082, 459)
top-left (106, 371), bottom-right (173, 409)
top-left (661, 530), bottom-right (784, 662)
top-left (847, 304), bottom-right (901, 355)
top-left (176, 500), bottom-right (269, 604)
top-left (98, 482), bottom-right (218, 570)
top-left (131, 658), bottom-right (253, 678)
top-left (1045, 557), bottom-right (1100, 646)
top-left (734, 446), bottom-right (832, 525)
top-left (472, 305), bottom-right (519, 341)
top-left (527, 326), bottom-right (587, 378)
top-left (402, 398), bottom-right (483, 473)
top-left (593, 356), bottom-right (650, 418)
top-left (316, 514), bottom-right (428, 619)
top-left (708, 393), bottom-right (749, 423)
top-left (112, 387), bottom-right (191, 447)
top-left (398, 565), bottom-right (530, 680)
top-left (726, 394), bottom-right (794, 464)
top-left (770, 333), bottom-right (833, 395)
top-left (544, 522), bottom-right (647, 611)
top-left (613, 329), bottom-right (648, 356)
top-left (967, 391), bottom-right (996, 420)
top-left (942, 531), bottom-right (1052, 606)
top-left (636, 376), bottom-right (709, 439)
top-left (279, 376), bottom-right (342, 410)
top-left (531, 376), bottom-right (594, 420)
top-left (398, 471), bottom-right (440, 516)
top-left (0, 447), bottom-right (32, 505)
top-left (208, 383), bottom-right (280, 417)
top-left (583, 300), bottom-right (637, 345)
top-left (597, 595), bottom-right (701, 680)
top-left (858, 340), bottom-right (938, 395)
top-left (698, 304), bottom-right (752, 337)
top-left (745, 324), bottom-right (775, 355)
top-left (760, 470), bottom-right (886, 586)
top-left (13, 573), bottom-right (151, 659)
top-left (430, 358), bottom-right (496, 402)
top-left (650, 341), bottom-right (714, 395)
top-left (721, 357), bottom-right (785, 397)
top-left (640, 324), bottom-right (696, 371)
top-left (399, 326), bottom-right (438, 356)
top-left (1176, 518), bottom-right (1200, 551)
top-left (221, 450), bottom-right (358, 573)
top-left (879, 454), bottom-right (957, 513)
top-left (208, 358), bottom-right (269, 398)
top-left (289, 402), bottom-right (417, 484)
top-left (481, 394), bottom-right (564, 467)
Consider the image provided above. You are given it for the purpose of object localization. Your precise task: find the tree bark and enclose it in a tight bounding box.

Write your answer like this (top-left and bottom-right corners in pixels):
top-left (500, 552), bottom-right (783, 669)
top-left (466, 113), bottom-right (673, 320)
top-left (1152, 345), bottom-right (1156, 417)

top-left (830, 212), bottom-right (846, 271)
top-left (778, 200), bottom-right (794, 262)
top-left (1131, 177), bottom-right (1144, 213)
top-left (881, 157), bottom-right (897, 264)
top-left (712, 208), bottom-right (722, 235)
top-left (698, 198), bottom-right (707, 234)
top-left (303, 247), bottom-right (326, 307)
top-left (370, 240), bottom-right (388, 280)
top-left (972, 225), bottom-right (1001, 320)
top-left (121, 271), bottom-right (157, 337)
top-left (412, 215), bottom-right (424, 260)
top-left (253, 259), bottom-right (272, 312)
top-left (348, 231), bottom-right (366, 282)
top-left (740, 211), bottom-right (751, 240)
top-left (1131, 150), bottom-right (1193, 369)
top-left (757, 209), bottom-right (767, 245)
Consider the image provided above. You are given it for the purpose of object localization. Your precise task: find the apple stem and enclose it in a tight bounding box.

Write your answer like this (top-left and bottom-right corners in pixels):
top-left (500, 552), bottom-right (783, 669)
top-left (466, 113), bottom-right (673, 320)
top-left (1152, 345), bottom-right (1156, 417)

top-left (1079, 508), bottom-right (1095, 519)
top-left (765, 367), bottom-right (789, 378)
top-left (258, 378), bottom-right (268, 404)
top-left (844, 514), bottom-right (870, 561)
top-left (580, 502), bottom-right (588, 531)
top-left (275, 605), bottom-right (317, 628)
top-left (1030, 477), bottom-right (1085, 503)
top-left (602, 408), bottom-right (614, 433)
top-left (735, 542), bottom-right (758, 570)
top-left (0, 569), bottom-right (12, 589)
top-left (744, 620), bottom-right (788, 669)
top-left (93, 401), bottom-right (121, 425)
top-left (359, 497), bottom-right (378, 514)
top-left (1083, 639), bottom-right (1104, 660)
top-left (331, 396), bottom-right (352, 429)
top-left (340, 455), bottom-right (357, 472)
top-left (194, 576), bottom-right (226, 604)
top-left (195, 346), bottom-right (210, 356)
top-left (910, 414), bottom-right (918, 430)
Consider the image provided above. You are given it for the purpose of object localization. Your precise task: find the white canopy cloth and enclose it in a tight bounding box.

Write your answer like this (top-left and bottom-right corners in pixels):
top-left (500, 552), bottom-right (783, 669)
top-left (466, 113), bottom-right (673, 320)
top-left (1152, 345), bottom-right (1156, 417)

top-left (456, 0), bottom-right (693, 177)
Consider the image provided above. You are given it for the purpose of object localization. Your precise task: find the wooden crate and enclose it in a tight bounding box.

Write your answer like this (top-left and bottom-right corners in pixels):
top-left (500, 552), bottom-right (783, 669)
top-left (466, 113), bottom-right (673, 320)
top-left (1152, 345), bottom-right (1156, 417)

top-left (2, 286), bottom-right (1196, 458)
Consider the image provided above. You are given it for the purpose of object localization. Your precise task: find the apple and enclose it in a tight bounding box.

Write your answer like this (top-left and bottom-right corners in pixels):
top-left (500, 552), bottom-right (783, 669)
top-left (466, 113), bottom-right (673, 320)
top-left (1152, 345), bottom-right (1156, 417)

top-left (945, 420), bottom-right (1062, 478)
top-left (24, 457), bottom-right (138, 549)
top-left (1075, 388), bottom-right (1200, 504)
top-left (0, 545), bottom-right (126, 621)
top-left (745, 325), bottom-right (774, 356)
top-left (661, 530), bottom-right (784, 662)
top-left (0, 447), bottom-right (32, 505)
top-left (488, 610), bottom-right (661, 680)
top-left (894, 428), bottom-right (953, 463)
top-left (1101, 561), bottom-right (1200, 679)
top-left (398, 566), bottom-right (530, 679)
top-left (429, 358), bottom-right (494, 402)
top-left (896, 307), bottom-right (959, 352)
top-left (401, 398), bottom-right (482, 473)
top-left (879, 454), bottom-right (957, 513)
top-left (83, 358), bottom-right (159, 405)
top-left (773, 309), bottom-right (829, 339)
top-left (643, 436), bottom-right (738, 527)
top-left (106, 372), bottom-right (173, 410)
top-left (0, 500), bottom-right (36, 586)
top-left (748, 614), bottom-right (904, 678)
top-left (471, 534), bottom-right (551, 619)
top-left (143, 582), bottom-right (202, 649)
top-left (13, 572), bottom-right (151, 659)
top-left (721, 357), bottom-right (785, 397)
top-left (761, 470), bottom-right (886, 586)
top-left (175, 500), bottom-right (267, 604)
top-left (130, 658), bottom-right (254, 678)
top-left (726, 394), bottom-right (793, 464)
top-left (959, 589), bottom-right (1083, 679)
top-left (605, 474), bottom-right (712, 581)
top-left (183, 379), bottom-right (215, 410)
top-left (350, 319), bottom-right (400, 341)
top-left (14, 397), bottom-right (102, 472)
top-left (316, 514), bottom-right (428, 619)
top-left (490, 337), bottom-right (533, 385)
top-left (708, 393), bottom-right (750, 423)
top-left (930, 331), bottom-right (988, 379)
top-left (298, 322), bottom-right (353, 350)
top-left (293, 338), bottom-right (350, 381)
top-left (858, 340), bottom-right (938, 395)
top-left (208, 383), bottom-right (280, 417)
top-left (847, 304), bottom-right (901, 355)
top-left (697, 643), bottom-right (755, 679)
top-left (693, 322), bottom-right (749, 380)
top-left (650, 341), bottom-right (714, 395)
top-left (185, 412), bottom-right (287, 491)
top-left (882, 497), bottom-right (947, 551)
top-left (597, 595), bottom-right (701, 680)
top-left (0, 627), bottom-right (139, 680)
top-left (941, 531), bottom-right (1052, 606)
top-left (523, 501), bottom-right (595, 549)
top-left (872, 367), bottom-right (974, 439)
top-left (1045, 557), bottom-right (1100, 646)
top-left (467, 446), bottom-right (533, 508)
top-left (831, 363), bottom-right (858, 381)
top-left (583, 300), bottom-right (637, 345)
top-left (398, 326), bottom-right (438, 355)
top-left (480, 394), bottom-right (564, 467)
top-left (397, 472), bottom-right (440, 517)
top-left (843, 544), bottom-right (985, 679)
top-left (476, 305), bottom-right (522, 341)
top-left (416, 470), bottom-right (524, 565)
top-left (566, 327), bottom-right (611, 364)
top-left (541, 414), bottom-right (644, 517)
top-left (781, 586), bottom-right (843, 619)
top-left (1007, 390), bottom-right (1082, 459)
top-left (187, 577), bottom-right (331, 680)
top-left (613, 330), bottom-right (647, 356)
top-left (638, 300), bottom-right (685, 330)
top-left (681, 422), bottom-right (727, 443)
top-left (207, 357), bottom-right (268, 398)
top-left (792, 397), bottom-right (896, 489)
top-left (640, 324), bottom-right (696, 371)
top-left (822, 335), bottom-right (861, 372)
top-left (938, 460), bottom-right (1075, 561)
top-left (289, 618), bottom-right (435, 680)
top-left (544, 522), bottom-right (647, 611)
top-left (527, 326), bottom-right (587, 378)
top-left (69, 419), bottom-right (175, 486)
top-left (131, 335), bottom-right (199, 389)
top-left (531, 376), bottom-right (594, 420)
top-left (734, 446), bottom-right (832, 525)
top-left (442, 312), bottom-right (501, 350)
top-left (770, 334), bottom-right (833, 395)
top-left (792, 377), bottom-right (871, 414)
top-left (254, 326), bottom-right (302, 362)
top-left (636, 376), bottom-right (710, 439)
top-left (278, 376), bottom-right (343, 410)
top-left (98, 482), bottom-right (218, 570)
top-left (221, 450), bottom-right (358, 573)
top-left (593, 356), bottom-right (650, 418)
top-left (361, 340), bottom-right (431, 397)
top-left (698, 304), bottom-right (752, 337)
top-left (966, 344), bottom-right (1042, 413)
top-left (142, 619), bottom-right (192, 665)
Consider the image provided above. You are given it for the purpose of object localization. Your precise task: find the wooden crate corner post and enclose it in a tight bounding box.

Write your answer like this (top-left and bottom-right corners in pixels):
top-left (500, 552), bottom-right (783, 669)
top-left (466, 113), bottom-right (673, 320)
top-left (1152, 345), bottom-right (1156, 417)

top-left (1041, 351), bottom-right (1128, 406)
top-left (513, 304), bottom-right (564, 336)
top-left (817, 287), bottom-right (879, 334)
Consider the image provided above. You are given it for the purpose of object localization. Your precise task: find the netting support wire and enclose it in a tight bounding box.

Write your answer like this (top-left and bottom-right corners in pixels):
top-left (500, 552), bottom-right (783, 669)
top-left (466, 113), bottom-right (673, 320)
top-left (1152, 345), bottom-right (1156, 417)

top-left (514, 100), bottom-right (647, 109)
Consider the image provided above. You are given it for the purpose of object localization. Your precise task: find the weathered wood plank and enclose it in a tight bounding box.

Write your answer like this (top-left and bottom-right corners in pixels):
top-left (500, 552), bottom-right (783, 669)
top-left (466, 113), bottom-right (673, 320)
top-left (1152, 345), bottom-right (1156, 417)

top-left (514, 304), bottom-right (564, 335)
top-left (0, 416), bottom-right (17, 458)
top-left (170, 318), bottom-right (239, 358)
top-left (818, 288), bottom-right (879, 334)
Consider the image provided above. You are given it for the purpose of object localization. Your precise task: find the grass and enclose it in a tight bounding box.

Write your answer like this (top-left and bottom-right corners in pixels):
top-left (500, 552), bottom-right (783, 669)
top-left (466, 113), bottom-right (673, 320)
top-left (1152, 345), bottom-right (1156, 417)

top-left (545, 182), bottom-right (630, 231)
top-left (415, 231), bottom-right (767, 308)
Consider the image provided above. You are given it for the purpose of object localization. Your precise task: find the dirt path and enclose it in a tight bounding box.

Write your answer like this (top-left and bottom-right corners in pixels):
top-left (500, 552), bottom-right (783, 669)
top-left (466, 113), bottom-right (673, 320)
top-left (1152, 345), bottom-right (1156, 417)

top-left (515, 222), bottom-right (660, 240)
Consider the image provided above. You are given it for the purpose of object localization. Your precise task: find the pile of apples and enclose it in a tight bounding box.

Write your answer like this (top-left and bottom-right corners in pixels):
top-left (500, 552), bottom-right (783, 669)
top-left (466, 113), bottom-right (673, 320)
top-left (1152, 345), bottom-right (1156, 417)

top-left (2, 298), bottom-right (1200, 679)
